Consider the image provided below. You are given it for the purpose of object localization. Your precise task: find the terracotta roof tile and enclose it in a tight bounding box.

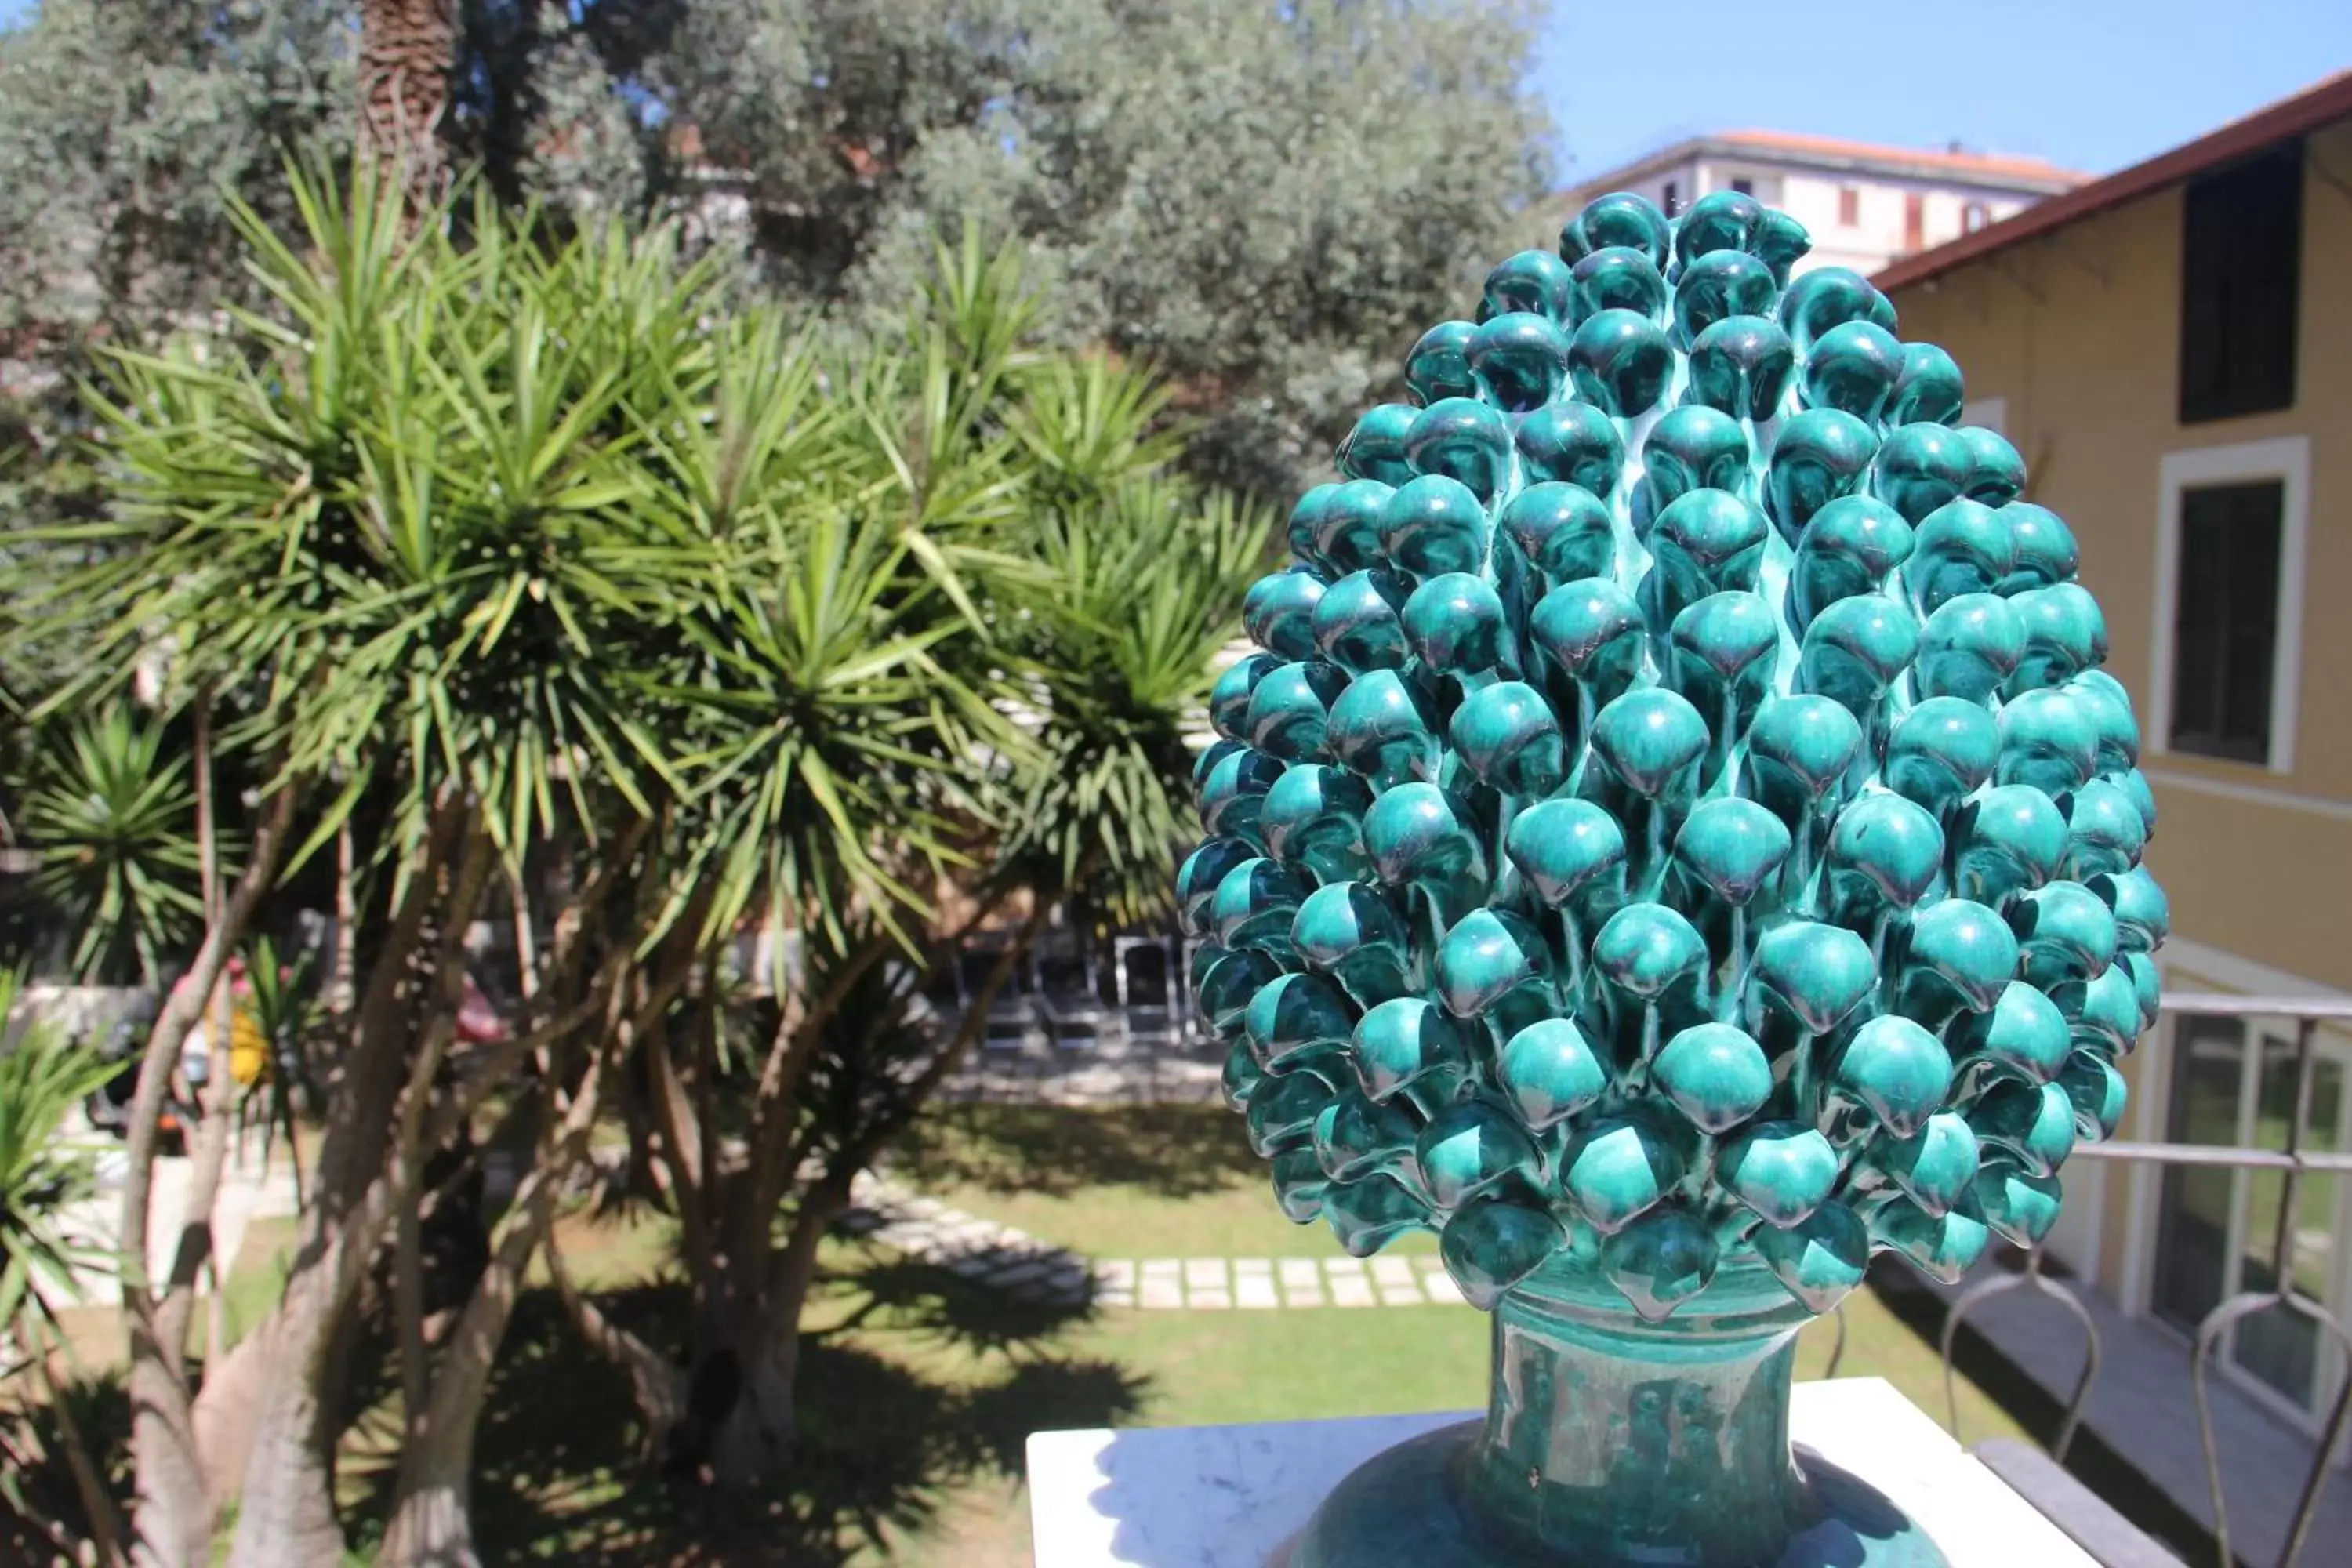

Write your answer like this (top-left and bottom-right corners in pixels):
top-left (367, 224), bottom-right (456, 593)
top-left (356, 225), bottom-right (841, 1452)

top-left (1713, 129), bottom-right (2087, 185)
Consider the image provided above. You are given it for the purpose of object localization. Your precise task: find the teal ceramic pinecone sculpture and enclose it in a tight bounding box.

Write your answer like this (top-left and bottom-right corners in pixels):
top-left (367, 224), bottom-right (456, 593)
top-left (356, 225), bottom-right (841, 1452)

top-left (1188, 192), bottom-right (2162, 1332)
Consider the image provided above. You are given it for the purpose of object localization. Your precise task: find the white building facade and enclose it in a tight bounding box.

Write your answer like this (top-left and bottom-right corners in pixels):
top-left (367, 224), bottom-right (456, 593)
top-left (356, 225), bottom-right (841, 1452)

top-left (1561, 130), bottom-right (2085, 275)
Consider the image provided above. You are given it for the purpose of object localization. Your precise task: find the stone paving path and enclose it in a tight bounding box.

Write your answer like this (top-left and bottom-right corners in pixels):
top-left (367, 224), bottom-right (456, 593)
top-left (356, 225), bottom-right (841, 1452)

top-left (1091, 1252), bottom-right (1464, 1309)
top-left (840, 1171), bottom-right (1465, 1310)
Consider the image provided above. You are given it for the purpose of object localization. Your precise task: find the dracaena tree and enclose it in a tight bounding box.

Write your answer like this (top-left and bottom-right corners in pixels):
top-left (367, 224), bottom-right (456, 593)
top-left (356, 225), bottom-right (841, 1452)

top-left (48, 161), bottom-right (723, 1568)
top-left (5, 704), bottom-right (210, 988)
top-left (544, 238), bottom-right (1269, 1492)
top-left (25, 154), bottom-right (1261, 1567)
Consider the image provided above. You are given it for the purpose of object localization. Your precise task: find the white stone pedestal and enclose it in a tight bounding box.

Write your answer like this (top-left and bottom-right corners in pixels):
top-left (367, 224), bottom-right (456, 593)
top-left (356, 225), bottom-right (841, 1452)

top-left (1025, 1377), bottom-right (2094, 1567)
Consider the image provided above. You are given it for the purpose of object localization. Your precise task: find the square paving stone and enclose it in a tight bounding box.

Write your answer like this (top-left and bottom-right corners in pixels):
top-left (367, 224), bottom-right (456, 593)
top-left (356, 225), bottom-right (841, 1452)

top-left (1190, 1289), bottom-right (1232, 1309)
top-left (1421, 1271), bottom-right (1467, 1304)
top-left (1139, 1281), bottom-right (1185, 1309)
top-left (1183, 1258), bottom-right (1229, 1290)
top-left (1370, 1257), bottom-right (1416, 1288)
top-left (1277, 1258), bottom-right (1323, 1288)
top-left (1096, 1260), bottom-right (1138, 1288)
top-left (1328, 1276), bottom-right (1377, 1308)
top-left (1236, 1276), bottom-right (1280, 1309)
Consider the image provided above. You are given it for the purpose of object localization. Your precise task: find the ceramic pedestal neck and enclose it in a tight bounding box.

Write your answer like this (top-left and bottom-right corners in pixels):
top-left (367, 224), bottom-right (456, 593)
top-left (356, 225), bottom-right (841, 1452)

top-left (1287, 1260), bottom-right (1947, 1567)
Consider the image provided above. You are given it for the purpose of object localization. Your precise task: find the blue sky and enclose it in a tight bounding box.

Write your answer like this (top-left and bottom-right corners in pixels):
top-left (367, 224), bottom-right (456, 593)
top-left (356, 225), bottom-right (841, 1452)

top-left (2, 0), bottom-right (2345, 182)
top-left (1540, 0), bottom-right (2352, 180)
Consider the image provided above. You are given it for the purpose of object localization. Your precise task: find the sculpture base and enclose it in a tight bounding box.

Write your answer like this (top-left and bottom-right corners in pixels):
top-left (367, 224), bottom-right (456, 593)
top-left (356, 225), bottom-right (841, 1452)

top-left (1285, 1417), bottom-right (1950, 1568)
top-left (1024, 1379), bottom-right (2096, 1566)
top-left (1282, 1258), bottom-right (1955, 1566)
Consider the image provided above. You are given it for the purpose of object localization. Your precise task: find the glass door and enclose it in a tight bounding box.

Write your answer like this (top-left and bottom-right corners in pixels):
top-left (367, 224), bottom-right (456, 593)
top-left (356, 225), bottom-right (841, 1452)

top-left (2154, 1016), bottom-right (2246, 1330)
top-left (2152, 1013), bottom-right (2351, 1418)
top-left (2234, 1033), bottom-right (2343, 1402)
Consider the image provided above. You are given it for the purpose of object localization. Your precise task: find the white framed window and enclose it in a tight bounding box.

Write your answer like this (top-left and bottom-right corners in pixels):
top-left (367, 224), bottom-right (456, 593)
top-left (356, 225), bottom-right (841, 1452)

top-left (2149, 436), bottom-right (2310, 775)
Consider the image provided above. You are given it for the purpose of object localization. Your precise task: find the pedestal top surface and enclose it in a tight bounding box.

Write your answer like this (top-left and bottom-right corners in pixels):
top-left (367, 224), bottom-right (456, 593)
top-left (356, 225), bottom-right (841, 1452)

top-left (1025, 1377), bottom-right (2096, 1568)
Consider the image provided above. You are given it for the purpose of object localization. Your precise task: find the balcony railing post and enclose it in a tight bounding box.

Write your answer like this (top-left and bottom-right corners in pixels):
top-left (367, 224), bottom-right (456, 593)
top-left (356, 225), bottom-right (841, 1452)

top-left (1935, 995), bottom-right (2352, 1568)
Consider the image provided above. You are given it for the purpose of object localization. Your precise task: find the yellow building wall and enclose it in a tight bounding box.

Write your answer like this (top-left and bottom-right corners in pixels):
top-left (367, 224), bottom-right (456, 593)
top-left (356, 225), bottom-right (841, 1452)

top-left (1887, 119), bottom-right (2352, 993)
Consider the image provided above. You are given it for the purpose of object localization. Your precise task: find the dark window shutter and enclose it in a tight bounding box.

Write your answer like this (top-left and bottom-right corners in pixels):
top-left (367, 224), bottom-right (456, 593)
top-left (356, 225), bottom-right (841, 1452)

top-left (2170, 480), bottom-right (2283, 762)
top-left (2180, 143), bottom-right (2303, 424)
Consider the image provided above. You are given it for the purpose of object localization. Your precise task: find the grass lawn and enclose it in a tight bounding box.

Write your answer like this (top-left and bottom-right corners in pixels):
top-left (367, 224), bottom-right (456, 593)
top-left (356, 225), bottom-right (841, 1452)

top-left (14, 1102), bottom-right (2165, 1568)
top-left (891, 1100), bottom-right (1436, 1258)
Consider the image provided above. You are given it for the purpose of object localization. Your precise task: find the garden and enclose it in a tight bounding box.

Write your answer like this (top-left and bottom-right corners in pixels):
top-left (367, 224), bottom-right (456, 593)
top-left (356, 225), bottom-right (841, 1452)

top-left (0, 5), bottom-right (2166, 1567)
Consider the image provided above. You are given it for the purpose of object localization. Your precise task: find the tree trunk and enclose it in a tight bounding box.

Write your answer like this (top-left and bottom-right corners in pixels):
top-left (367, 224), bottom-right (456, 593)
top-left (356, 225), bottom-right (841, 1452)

top-left (666, 1168), bottom-right (849, 1486)
top-left (662, 1269), bottom-right (802, 1488)
top-left (120, 782), bottom-right (296, 1568)
top-left (643, 895), bottom-right (1055, 1493)
top-left (128, 1053), bottom-right (241, 1566)
top-left (691, 1334), bottom-right (801, 1486)
top-left (377, 1056), bottom-right (609, 1568)
top-left (358, 0), bottom-right (457, 201)
top-left (546, 1227), bottom-right (684, 1446)
top-left (189, 1323), bottom-right (274, 1511)
top-left (236, 813), bottom-right (662, 1568)
top-left (221, 1262), bottom-right (349, 1568)
top-left (226, 805), bottom-right (483, 1568)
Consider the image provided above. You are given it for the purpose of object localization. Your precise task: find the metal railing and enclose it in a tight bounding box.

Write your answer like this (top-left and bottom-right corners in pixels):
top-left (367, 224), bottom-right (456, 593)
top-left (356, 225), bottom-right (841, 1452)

top-left (1938, 993), bottom-right (2352, 1568)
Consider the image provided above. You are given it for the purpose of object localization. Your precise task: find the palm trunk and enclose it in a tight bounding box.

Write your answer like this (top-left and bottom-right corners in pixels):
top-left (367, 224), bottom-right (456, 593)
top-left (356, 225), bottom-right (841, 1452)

top-left (508, 858), bottom-right (539, 1014)
top-left (129, 1048), bottom-right (242, 1561)
top-left (358, 0), bottom-right (457, 201)
top-left (692, 1332), bottom-right (803, 1486)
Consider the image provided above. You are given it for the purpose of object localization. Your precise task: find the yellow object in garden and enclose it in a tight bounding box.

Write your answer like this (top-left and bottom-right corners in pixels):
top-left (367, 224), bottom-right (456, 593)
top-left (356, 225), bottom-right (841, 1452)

top-left (229, 1009), bottom-right (269, 1085)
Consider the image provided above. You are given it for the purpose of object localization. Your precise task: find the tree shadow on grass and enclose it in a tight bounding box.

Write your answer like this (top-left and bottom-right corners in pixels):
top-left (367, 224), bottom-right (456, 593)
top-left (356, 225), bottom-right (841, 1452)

top-left (895, 1101), bottom-right (1259, 1201)
top-left (840, 1254), bottom-right (1099, 1358)
top-left (0, 1366), bottom-right (130, 1562)
top-left (458, 1248), bottom-right (1145, 1566)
